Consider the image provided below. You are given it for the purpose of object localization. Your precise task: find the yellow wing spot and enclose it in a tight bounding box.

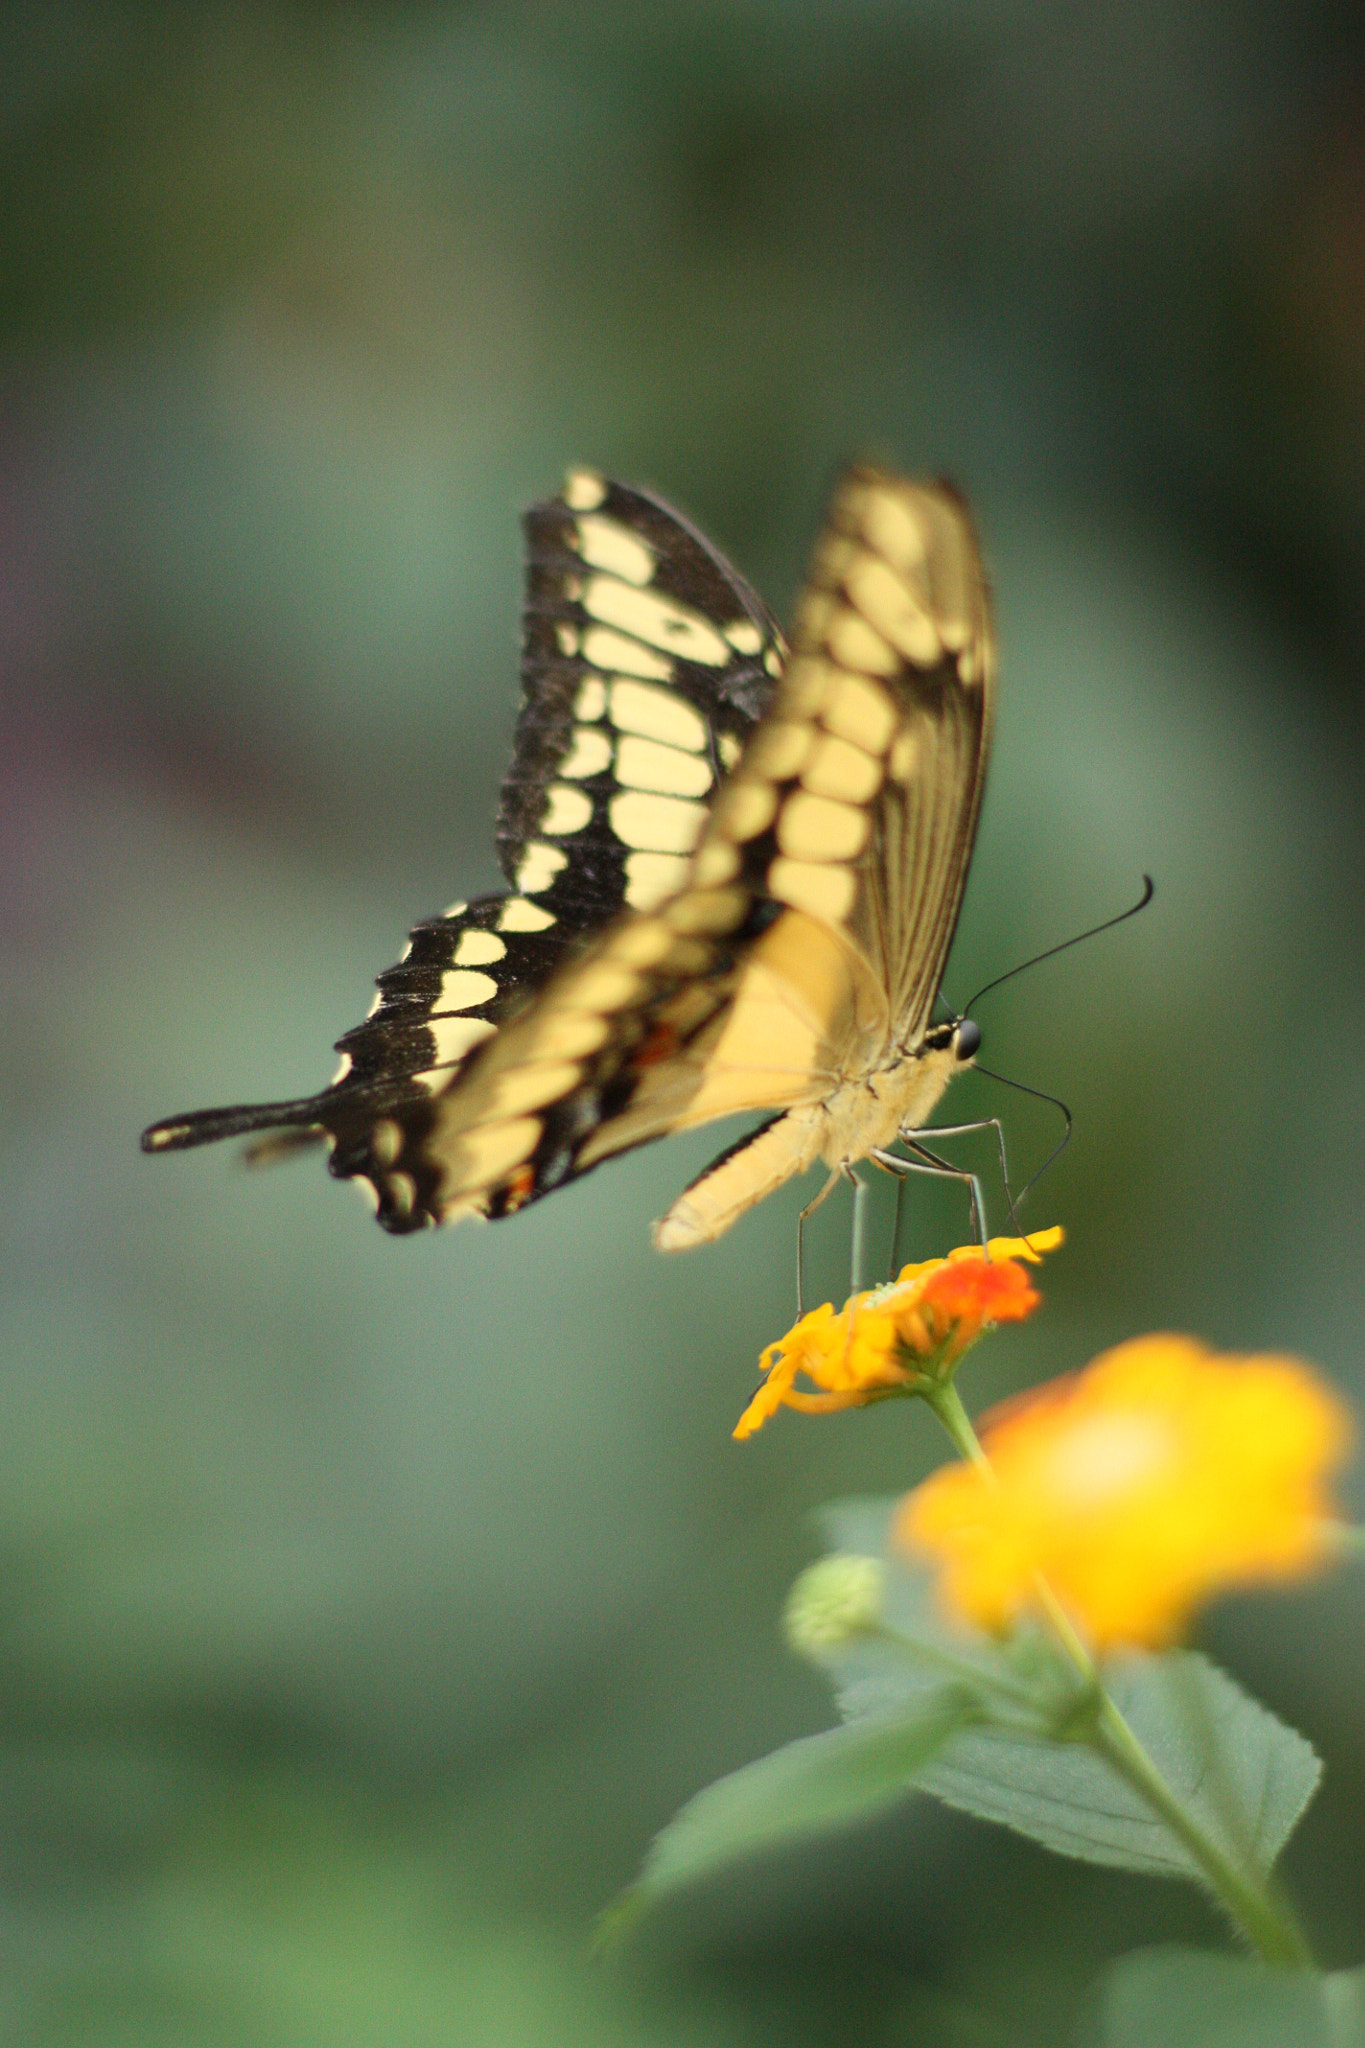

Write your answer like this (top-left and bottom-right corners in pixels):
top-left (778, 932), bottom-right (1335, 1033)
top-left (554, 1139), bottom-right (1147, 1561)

top-left (420, 1015), bottom-right (498, 1073)
top-left (576, 515), bottom-right (655, 585)
top-left (371, 1119), bottom-right (403, 1168)
top-left (608, 677), bottom-right (708, 750)
top-left (767, 856), bottom-right (858, 925)
top-left (718, 733), bottom-right (743, 769)
top-left (451, 1117), bottom-right (543, 1190)
top-left (956, 643), bottom-right (987, 688)
top-left (486, 1061), bottom-right (583, 1120)
top-left (812, 532), bottom-right (859, 587)
top-left (609, 790), bottom-right (706, 854)
top-left (435, 968), bottom-right (500, 1012)
top-left (661, 934), bottom-right (714, 975)
top-left (558, 725), bottom-right (613, 779)
top-left (452, 930), bottom-right (507, 967)
top-left (825, 607), bottom-right (898, 677)
top-left (745, 717), bottom-right (814, 781)
top-left (859, 485), bottom-right (928, 572)
top-left (888, 726), bottom-right (920, 782)
top-left (520, 1009), bottom-right (611, 1062)
top-left (539, 783), bottom-right (594, 836)
top-left (664, 887), bottom-right (748, 936)
top-left (800, 731), bottom-right (884, 804)
top-left (777, 790), bottom-right (870, 863)
top-left (690, 838), bottom-right (742, 888)
top-left (624, 852), bottom-right (692, 909)
top-left (604, 917), bottom-right (677, 969)
top-left (581, 625), bottom-right (673, 682)
top-left (515, 842), bottom-right (569, 894)
top-left (916, 492), bottom-right (974, 643)
top-left (563, 961), bottom-right (645, 1014)
top-left (763, 644), bottom-right (784, 676)
top-left (820, 673), bottom-right (897, 754)
top-left (844, 555), bottom-right (941, 668)
top-left (616, 734), bottom-right (712, 798)
top-left (584, 577), bottom-right (732, 667)
top-left (498, 896), bottom-right (557, 933)
top-left (725, 620), bottom-right (763, 654)
top-left (556, 623), bottom-right (580, 657)
top-left (386, 1171), bottom-right (416, 1219)
top-left (711, 777), bottom-right (778, 842)
top-left (563, 468), bottom-right (607, 511)
top-left (777, 653), bottom-right (836, 718)
top-left (574, 677), bottom-right (607, 721)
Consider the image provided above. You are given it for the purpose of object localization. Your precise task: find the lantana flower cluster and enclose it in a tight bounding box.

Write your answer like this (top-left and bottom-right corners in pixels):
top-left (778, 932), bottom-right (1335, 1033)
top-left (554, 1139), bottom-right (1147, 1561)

top-left (743, 1229), bottom-right (1353, 1652)
top-left (900, 1334), bottom-right (1352, 1648)
top-left (733, 1228), bottom-right (1062, 1440)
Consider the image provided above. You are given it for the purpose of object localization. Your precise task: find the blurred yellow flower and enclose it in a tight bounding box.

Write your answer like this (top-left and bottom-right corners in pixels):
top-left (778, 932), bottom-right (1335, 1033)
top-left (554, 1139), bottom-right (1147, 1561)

top-left (897, 1335), bottom-right (1354, 1649)
top-left (733, 1229), bottom-right (1061, 1440)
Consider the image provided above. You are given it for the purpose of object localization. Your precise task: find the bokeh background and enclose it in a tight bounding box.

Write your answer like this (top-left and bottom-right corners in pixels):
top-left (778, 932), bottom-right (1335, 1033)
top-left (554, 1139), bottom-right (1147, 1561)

top-left (3, 4), bottom-right (1364, 2041)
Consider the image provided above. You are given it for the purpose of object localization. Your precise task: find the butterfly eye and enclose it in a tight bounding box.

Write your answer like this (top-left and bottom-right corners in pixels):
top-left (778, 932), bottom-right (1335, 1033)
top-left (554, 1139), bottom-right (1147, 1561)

top-left (956, 1019), bottom-right (982, 1060)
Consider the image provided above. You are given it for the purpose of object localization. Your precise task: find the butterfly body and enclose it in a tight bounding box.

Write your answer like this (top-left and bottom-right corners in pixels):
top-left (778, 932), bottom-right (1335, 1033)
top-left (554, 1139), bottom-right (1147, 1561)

top-left (143, 466), bottom-right (994, 1250)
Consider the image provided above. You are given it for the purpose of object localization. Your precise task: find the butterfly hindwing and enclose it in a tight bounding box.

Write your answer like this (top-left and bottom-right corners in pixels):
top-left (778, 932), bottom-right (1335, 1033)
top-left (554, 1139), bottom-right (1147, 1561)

top-left (140, 469), bottom-right (786, 1231)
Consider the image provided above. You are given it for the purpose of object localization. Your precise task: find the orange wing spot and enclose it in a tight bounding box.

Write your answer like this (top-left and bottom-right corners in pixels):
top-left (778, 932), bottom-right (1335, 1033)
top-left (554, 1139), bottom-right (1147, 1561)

top-left (633, 1021), bottom-right (680, 1068)
top-left (501, 1164), bottom-right (538, 1212)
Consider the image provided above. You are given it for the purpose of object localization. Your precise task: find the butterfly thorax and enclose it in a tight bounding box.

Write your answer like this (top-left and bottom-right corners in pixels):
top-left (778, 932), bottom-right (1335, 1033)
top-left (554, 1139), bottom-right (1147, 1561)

top-left (816, 1041), bottom-right (961, 1169)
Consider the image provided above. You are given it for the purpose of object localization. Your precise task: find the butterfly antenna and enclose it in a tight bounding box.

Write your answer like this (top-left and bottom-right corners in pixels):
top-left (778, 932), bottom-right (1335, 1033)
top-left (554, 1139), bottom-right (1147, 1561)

top-left (970, 1065), bottom-right (1072, 1210)
top-left (962, 875), bottom-right (1154, 1016)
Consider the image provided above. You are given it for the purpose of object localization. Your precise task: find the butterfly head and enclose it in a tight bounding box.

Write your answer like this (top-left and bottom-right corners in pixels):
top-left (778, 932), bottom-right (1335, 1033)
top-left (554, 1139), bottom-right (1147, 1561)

top-left (923, 1016), bottom-right (981, 1064)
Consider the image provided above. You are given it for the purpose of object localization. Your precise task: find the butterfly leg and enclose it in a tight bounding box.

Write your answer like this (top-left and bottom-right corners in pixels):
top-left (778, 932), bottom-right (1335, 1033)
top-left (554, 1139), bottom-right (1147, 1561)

top-left (905, 1117), bottom-right (1025, 1236)
top-left (889, 1168), bottom-right (908, 1280)
top-left (796, 1168), bottom-right (842, 1316)
top-left (838, 1163), bottom-right (872, 1296)
top-left (870, 1143), bottom-right (989, 1252)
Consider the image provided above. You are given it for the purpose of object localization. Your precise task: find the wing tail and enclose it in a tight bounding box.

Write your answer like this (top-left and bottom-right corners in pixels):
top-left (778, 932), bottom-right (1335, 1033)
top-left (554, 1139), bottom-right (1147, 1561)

top-left (141, 1096), bottom-right (328, 1154)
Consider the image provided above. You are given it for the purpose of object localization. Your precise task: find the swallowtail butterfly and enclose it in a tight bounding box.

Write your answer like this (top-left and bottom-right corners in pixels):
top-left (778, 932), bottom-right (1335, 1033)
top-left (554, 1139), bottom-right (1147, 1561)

top-left (143, 466), bottom-right (994, 1249)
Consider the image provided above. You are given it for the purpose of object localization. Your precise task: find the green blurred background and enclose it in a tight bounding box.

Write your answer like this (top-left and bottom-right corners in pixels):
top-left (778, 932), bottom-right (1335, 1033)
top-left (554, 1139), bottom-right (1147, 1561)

top-left (2, 4), bottom-right (1363, 2041)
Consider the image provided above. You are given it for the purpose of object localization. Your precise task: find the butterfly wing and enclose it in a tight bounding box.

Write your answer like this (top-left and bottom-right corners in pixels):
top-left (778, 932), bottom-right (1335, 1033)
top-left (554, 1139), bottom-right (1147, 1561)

top-left (140, 469), bottom-right (784, 1232)
top-left (408, 470), bottom-right (996, 1244)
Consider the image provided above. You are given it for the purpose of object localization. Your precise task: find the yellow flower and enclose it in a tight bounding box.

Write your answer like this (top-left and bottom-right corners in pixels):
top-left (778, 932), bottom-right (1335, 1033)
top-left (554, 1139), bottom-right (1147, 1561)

top-left (733, 1228), bottom-right (1062, 1440)
top-left (897, 1335), bottom-right (1354, 1650)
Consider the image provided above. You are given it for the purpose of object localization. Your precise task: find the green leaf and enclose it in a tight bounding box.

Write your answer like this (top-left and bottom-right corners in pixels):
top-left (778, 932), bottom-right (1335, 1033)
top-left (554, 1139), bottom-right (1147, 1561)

top-left (1097, 1948), bottom-right (1365, 2047)
top-left (611, 1690), bottom-right (977, 1925)
top-left (908, 1651), bottom-right (1319, 1883)
top-left (814, 1498), bottom-right (1035, 1704)
top-left (816, 1497), bottom-right (1322, 1889)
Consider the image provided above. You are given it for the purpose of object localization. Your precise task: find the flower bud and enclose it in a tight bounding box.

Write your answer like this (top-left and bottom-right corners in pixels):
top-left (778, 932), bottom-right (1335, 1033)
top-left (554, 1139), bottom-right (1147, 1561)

top-left (783, 1555), bottom-right (886, 1657)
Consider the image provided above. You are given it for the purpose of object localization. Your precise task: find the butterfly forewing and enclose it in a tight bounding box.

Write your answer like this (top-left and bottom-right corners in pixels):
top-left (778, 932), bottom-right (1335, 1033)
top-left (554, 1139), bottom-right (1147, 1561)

top-left (498, 473), bottom-right (782, 924)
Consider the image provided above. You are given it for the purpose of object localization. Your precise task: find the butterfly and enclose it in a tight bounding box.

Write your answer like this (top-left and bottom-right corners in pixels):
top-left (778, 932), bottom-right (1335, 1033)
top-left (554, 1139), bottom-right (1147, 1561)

top-left (142, 465), bottom-right (995, 1250)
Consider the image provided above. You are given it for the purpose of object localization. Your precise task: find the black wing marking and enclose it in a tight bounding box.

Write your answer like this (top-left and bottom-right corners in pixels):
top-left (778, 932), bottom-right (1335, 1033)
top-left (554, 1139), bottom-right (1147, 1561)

top-left (496, 471), bottom-right (782, 926)
top-left (140, 469), bottom-right (784, 1232)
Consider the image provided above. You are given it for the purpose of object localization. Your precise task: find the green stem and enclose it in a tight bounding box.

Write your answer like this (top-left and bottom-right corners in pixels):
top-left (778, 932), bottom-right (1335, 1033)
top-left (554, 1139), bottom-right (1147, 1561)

top-left (1091, 1691), bottom-right (1313, 1967)
top-left (920, 1380), bottom-right (1317, 1971)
